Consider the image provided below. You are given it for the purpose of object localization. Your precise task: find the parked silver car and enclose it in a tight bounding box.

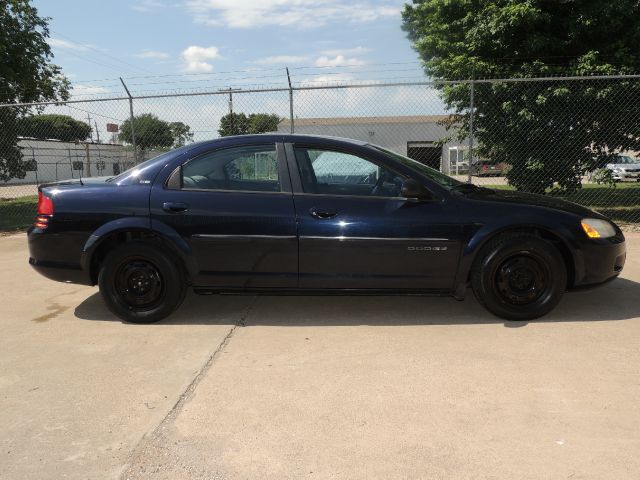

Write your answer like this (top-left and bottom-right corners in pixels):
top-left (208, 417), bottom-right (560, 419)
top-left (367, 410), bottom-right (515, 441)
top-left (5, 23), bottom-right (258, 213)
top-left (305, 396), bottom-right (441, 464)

top-left (606, 155), bottom-right (640, 182)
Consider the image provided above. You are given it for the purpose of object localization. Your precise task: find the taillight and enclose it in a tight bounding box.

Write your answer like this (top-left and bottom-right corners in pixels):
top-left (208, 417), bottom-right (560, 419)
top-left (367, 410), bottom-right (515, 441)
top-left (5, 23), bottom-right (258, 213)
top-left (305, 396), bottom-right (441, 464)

top-left (35, 192), bottom-right (55, 229)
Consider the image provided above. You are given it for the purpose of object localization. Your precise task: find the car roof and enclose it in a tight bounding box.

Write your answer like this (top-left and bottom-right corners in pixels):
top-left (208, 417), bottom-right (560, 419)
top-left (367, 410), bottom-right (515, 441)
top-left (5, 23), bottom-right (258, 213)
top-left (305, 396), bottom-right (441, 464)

top-left (184, 133), bottom-right (369, 152)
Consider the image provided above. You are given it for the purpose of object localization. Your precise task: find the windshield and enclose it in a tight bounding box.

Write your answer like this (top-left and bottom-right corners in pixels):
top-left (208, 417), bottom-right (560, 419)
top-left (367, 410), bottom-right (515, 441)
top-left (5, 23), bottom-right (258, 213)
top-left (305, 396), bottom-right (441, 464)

top-left (371, 145), bottom-right (463, 188)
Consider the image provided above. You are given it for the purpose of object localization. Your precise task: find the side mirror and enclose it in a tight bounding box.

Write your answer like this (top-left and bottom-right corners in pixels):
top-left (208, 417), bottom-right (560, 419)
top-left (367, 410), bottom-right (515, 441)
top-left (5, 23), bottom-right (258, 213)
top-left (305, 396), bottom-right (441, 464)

top-left (401, 178), bottom-right (435, 202)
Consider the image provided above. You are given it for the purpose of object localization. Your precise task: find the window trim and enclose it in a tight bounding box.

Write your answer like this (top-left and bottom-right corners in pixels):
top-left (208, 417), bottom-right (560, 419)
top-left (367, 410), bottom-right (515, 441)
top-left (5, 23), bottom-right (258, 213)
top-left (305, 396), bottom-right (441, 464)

top-left (167, 142), bottom-right (289, 194)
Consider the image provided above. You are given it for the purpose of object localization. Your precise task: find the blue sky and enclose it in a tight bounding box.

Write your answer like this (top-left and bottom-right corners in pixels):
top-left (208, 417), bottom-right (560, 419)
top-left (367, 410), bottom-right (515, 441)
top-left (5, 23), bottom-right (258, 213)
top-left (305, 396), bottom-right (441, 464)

top-left (34, 0), bottom-right (426, 97)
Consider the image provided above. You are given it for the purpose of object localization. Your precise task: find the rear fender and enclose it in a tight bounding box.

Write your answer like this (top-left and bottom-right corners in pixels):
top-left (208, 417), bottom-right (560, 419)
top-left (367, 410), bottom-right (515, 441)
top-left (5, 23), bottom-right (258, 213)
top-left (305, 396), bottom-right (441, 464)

top-left (80, 217), bottom-right (197, 280)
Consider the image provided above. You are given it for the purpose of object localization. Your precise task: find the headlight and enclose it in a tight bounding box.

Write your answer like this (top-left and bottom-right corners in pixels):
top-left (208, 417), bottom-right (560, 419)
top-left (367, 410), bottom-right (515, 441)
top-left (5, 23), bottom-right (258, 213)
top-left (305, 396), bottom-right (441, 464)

top-left (581, 218), bottom-right (616, 239)
top-left (612, 167), bottom-right (623, 173)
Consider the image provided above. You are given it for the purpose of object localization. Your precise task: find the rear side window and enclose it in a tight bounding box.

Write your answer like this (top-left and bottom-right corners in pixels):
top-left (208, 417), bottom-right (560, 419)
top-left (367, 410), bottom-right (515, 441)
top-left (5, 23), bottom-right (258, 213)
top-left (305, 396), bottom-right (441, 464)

top-left (181, 144), bottom-right (280, 192)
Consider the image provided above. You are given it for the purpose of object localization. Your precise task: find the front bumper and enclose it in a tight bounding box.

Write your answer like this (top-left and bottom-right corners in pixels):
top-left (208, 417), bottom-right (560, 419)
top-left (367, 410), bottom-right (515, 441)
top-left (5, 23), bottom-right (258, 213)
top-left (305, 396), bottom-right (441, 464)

top-left (571, 235), bottom-right (626, 288)
top-left (612, 171), bottom-right (640, 181)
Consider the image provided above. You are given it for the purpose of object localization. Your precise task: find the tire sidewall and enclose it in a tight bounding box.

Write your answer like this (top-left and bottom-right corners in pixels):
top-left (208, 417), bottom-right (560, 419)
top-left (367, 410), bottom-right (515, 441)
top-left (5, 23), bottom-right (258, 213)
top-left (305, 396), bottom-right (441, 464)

top-left (473, 236), bottom-right (567, 321)
top-left (98, 242), bottom-right (185, 323)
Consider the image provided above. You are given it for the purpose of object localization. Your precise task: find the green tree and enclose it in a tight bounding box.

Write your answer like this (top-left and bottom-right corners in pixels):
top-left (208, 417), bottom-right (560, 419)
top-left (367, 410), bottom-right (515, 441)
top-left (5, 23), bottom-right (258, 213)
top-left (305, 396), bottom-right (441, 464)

top-left (18, 114), bottom-right (91, 142)
top-left (402, 0), bottom-right (640, 193)
top-left (169, 121), bottom-right (194, 147)
top-left (248, 113), bottom-right (280, 134)
top-left (218, 112), bottom-right (281, 137)
top-left (218, 112), bottom-right (250, 136)
top-left (0, 0), bottom-right (69, 182)
top-left (119, 114), bottom-right (191, 151)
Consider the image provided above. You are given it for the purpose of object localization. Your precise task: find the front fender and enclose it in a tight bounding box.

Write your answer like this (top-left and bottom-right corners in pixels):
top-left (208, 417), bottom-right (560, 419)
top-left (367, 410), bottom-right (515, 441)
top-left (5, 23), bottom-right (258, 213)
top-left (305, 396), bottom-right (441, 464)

top-left (452, 217), bottom-right (582, 298)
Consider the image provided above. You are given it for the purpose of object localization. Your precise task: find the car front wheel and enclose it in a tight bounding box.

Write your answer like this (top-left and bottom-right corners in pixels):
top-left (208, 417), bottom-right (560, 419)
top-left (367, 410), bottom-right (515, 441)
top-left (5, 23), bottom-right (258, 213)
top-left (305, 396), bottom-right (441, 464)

top-left (471, 233), bottom-right (567, 321)
top-left (98, 241), bottom-right (186, 323)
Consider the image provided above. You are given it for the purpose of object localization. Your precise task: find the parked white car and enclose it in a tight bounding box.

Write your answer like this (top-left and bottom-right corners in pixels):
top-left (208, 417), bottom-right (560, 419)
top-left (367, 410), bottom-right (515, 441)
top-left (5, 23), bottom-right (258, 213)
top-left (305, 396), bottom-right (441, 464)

top-left (606, 155), bottom-right (640, 182)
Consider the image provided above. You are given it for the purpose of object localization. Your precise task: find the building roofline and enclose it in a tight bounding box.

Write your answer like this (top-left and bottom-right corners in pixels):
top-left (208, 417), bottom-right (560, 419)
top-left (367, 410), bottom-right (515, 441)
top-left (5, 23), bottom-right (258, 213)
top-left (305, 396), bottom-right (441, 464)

top-left (279, 115), bottom-right (450, 126)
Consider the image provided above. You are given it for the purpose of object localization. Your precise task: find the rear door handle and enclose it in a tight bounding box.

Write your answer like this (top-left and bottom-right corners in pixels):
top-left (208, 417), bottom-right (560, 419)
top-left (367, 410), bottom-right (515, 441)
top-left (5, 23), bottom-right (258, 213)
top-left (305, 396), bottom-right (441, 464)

top-left (309, 207), bottom-right (337, 220)
top-left (162, 202), bottom-right (189, 213)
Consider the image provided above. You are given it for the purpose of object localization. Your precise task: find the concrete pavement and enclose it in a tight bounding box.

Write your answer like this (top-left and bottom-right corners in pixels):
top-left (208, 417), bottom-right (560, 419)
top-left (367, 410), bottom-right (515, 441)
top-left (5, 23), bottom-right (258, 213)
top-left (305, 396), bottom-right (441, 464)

top-left (1, 233), bottom-right (639, 479)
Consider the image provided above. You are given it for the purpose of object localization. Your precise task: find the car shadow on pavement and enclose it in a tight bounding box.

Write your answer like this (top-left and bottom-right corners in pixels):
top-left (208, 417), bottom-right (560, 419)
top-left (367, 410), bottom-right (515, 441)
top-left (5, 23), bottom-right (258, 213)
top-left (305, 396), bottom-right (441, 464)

top-left (73, 277), bottom-right (640, 327)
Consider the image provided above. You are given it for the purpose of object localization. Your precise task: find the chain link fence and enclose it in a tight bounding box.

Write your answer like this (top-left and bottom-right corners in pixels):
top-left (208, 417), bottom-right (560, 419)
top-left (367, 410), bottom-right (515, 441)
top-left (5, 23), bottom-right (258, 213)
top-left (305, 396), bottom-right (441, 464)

top-left (1, 75), bottom-right (639, 230)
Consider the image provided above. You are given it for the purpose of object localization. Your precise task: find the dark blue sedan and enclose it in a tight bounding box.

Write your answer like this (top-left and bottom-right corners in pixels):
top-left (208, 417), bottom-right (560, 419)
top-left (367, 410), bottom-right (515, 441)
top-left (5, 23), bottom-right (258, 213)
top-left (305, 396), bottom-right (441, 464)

top-left (28, 134), bottom-right (626, 323)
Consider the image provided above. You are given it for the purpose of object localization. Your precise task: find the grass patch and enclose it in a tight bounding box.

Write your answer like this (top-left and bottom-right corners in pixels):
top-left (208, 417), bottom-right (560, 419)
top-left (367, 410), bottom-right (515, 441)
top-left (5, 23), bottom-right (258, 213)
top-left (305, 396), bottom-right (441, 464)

top-left (484, 183), bottom-right (640, 224)
top-left (0, 195), bottom-right (38, 232)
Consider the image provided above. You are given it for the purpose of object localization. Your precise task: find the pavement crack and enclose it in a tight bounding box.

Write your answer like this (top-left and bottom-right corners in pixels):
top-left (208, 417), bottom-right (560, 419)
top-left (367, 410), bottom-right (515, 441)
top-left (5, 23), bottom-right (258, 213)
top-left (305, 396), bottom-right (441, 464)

top-left (120, 296), bottom-right (258, 479)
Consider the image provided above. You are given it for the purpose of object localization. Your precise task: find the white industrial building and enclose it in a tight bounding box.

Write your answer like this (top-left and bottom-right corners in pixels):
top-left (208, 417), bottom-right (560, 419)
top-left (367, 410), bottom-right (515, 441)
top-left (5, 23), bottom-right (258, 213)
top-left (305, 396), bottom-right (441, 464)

top-left (278, 115), bottom-right (469, 175)
top-left (8, 138), bottom-right (157, 185)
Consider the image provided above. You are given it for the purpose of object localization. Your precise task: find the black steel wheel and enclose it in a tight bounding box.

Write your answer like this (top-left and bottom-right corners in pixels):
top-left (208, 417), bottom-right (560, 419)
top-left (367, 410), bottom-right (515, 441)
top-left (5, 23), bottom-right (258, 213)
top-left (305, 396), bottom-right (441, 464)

top-left (495, 254), bottom-right (550, 306)
top-left (114, 258), bottom-right (164, 309)
top-left (471, 233), bottom-right (567, 320)
top-left (98, 241), bottom-right (186, 323)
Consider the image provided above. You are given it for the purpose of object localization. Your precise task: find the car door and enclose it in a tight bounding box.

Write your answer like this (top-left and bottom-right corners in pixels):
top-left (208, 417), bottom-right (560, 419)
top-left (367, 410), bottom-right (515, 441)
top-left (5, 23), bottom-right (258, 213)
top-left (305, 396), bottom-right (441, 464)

top-left (285, 142), bottom-right (464, 290)
top-left (150, 141), bottom-right (297, 288)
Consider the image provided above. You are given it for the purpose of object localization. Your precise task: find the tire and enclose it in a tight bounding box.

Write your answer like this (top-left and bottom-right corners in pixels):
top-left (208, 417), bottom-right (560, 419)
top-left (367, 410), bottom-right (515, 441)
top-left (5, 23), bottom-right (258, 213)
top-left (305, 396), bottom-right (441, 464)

top-left (98, 241), bottom-right (187, 323)
top-left (470, 233), bottom-right (567, 321)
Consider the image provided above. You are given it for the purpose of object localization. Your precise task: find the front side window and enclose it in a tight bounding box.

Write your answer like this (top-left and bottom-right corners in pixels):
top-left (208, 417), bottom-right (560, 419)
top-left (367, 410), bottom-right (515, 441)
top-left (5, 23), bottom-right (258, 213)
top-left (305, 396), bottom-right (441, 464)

top-left (182, 144), bottom-right (279, 192)
top-left (294, 147), bottom-right (405, 197)
top-left (371, 145), bottom-right (462, 189)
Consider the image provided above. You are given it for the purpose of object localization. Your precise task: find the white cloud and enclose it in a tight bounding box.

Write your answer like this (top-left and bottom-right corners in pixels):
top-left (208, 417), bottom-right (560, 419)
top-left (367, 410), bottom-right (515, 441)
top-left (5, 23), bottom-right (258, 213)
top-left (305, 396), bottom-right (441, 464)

top-left (71, 84), bottom-right (111, 95)
top-left (48, 38), bottom-right (91, 52)
top-left (314, 55), bottom-right (366, 67)
top-left (130, 0), bottom-right (167, 12)
top-left (185, 0), bottom-right (399, 29)
top-left (253, 55), bottom-right (309, 65)
top-left (181, 45), bottom-right (220, 73)
top-left (135, 49), bottom-right (170, 59)
top-left (320, 46), bottom-right (370, 57)
top-left (299, 73), bottom-right (355, 86)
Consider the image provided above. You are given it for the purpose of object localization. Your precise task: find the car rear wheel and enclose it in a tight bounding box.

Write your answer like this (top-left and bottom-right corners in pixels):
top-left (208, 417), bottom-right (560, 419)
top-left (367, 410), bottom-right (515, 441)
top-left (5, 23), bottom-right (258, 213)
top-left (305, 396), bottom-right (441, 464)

top-left (98, 241), bottom-right (186, 323)
top-left (471, 233), bottom-right (567, 321)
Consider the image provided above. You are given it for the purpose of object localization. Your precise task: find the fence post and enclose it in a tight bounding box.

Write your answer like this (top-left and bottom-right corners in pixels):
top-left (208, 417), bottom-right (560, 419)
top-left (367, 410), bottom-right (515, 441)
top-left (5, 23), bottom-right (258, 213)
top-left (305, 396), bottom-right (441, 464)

top-left (32, 147), bottom-right (38, 186)
top-left (467, 76), bottom-right (475, 184)
top-left (286, 67), bottom-right (294, 134)
top-left (120, 77), bottom-right (138, 164)
top-left (228, 87), bottom-right (234, 132)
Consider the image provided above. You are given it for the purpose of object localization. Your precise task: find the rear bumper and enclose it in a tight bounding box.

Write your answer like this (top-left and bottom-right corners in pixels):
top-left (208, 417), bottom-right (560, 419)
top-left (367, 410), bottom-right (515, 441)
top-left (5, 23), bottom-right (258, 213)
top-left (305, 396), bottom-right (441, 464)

top-left (28, 227), bottom-right (93, 285)
top-left (29, 258), bottom-right (92, 285)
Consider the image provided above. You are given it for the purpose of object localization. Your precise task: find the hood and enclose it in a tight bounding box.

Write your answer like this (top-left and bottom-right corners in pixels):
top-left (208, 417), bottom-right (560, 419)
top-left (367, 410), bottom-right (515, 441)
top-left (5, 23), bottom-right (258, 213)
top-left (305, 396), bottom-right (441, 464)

top-left (467, 187), bottom-right (601, 218)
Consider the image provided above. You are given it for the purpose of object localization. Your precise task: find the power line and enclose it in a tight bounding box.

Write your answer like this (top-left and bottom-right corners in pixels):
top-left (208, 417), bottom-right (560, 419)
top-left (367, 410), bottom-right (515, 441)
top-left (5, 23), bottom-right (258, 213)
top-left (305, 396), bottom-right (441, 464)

top-left (64, 104), bottom-right (126, 123)
top-left (51, 30), bottom-right (155, 76)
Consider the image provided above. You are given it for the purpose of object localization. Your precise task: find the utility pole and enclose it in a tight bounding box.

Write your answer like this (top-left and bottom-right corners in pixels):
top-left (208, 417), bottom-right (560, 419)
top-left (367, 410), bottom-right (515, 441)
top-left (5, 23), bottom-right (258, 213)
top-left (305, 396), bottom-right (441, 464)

top-left (87, 113), bottom-right (93, 142)
top-left (80, 141), bottom-right (92, 177)
top-left (94, 120), bottom-right (100, 144)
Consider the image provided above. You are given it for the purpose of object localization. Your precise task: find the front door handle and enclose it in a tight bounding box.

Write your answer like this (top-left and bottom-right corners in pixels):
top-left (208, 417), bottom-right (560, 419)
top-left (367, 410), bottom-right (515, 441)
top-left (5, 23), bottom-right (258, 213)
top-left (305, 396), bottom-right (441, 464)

top-left (309, 207), bottom-right (337, 220)
top-left (162, 202), bottom-right (189, 213)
